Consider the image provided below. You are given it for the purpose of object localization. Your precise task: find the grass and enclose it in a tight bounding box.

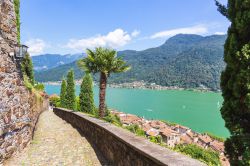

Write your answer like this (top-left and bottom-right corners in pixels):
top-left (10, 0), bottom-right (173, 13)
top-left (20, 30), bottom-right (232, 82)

top-left (174, 144), bottom-right (221, 166)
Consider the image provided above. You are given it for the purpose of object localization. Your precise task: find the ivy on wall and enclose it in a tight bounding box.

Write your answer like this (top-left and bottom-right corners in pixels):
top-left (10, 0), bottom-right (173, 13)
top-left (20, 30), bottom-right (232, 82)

top-left (14, 0), bottom-right (20, 43)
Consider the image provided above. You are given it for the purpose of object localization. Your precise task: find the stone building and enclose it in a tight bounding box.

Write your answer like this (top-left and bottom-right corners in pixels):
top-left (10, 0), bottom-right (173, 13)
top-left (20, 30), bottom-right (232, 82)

top-left (160, 128), bottom-right (180, 147)
top-left (0, 0), bottom-right (48, 163)
top-left (195, 134), bottom-right (214, 150)
top-left (172, 125), bottom-right (191, 135)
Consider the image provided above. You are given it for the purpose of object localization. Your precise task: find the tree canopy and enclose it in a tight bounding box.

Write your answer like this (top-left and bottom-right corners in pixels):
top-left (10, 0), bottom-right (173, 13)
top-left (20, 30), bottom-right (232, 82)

top-left (65, 69), bottom-right (76, 110)
top-left (21, 53), bottom-right (35, 85)
top-left (60, 79), bottom-right (67, 108)
top-left (79, 74), bottom-right (95, 114)
top-left (216, 0), bottom-right (250, 165)
top-left (78, 47), bottom-right (131, 76)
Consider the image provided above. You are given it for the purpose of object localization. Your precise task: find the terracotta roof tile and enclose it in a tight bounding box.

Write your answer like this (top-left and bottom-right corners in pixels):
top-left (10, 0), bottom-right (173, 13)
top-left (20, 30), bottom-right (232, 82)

top-left (160, 128), bottom-right (179, 137)
top-left (210, 141), bottom-right (225, 152)
top-left (198, 134), bottom-right (213, 143)
top-left (180, 135), bottom-right (193, 144)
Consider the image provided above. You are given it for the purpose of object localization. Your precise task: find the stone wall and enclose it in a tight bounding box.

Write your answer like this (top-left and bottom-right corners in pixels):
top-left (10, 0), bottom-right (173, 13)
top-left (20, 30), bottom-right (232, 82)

top-left (54, 108), bottom-right (205, 166)
top-left (0, 0), bottom-right (49, 163)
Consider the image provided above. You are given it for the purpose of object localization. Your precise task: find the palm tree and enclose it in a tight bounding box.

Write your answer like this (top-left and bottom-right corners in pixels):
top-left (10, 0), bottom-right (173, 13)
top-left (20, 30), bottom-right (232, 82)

top-left (78, 47), bottom-right (131, 118)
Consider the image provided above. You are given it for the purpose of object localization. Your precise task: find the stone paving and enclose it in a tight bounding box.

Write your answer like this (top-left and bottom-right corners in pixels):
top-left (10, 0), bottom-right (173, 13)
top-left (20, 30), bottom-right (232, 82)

top-left (5, 109), bottom-right (104, 166)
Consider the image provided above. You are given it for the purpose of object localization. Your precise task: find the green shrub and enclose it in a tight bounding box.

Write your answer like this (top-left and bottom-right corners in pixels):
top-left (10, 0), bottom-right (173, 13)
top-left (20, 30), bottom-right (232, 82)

top-left (103, 114), bottom-right (122, 126)
top-left (149, 135), bottom-right (163, 144)
top-left (136, 128), bottom-right (146, 136)
top-left (23, 75), bottom-right (33, 92)
top-left (126, 124), bottom-right (139, 133)
top-left (23, 74), bottom-right (44, 104)
top-left (21, 53), bottom-right (35, 85)
top-left (34, 83), bottom-right (45, 91)
top-left (174, 144), bottom-right (221, 166)
top-left (149, 136), bottom-right (157, 143)
top-left (50, 96), bottom-right (61, 107)
top-left (92, 108), bottom-right (99, 117)
top-left (76, 96), bottom-right (80, 111)
top-left (126, 124), bottom-right (145, 137)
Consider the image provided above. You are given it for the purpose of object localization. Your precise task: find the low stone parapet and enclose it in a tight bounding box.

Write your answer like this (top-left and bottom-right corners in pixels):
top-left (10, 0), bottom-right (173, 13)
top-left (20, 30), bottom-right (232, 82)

top-left (54, 107), bottom-right (205, 166)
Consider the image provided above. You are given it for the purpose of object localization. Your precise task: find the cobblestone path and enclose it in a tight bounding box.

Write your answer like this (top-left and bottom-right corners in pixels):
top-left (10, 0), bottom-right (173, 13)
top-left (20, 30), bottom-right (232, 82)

top-left (5, 109), bottom-right (104, 166)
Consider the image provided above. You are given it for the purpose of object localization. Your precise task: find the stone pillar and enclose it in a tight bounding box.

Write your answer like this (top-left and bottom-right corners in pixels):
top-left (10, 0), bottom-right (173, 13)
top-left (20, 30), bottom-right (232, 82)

top-left (0, 0), bottom-right (45, 163)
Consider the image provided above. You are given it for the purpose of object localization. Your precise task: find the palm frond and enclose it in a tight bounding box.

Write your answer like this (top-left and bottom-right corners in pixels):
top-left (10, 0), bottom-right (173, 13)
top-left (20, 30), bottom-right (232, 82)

top-left (78, 47), bottom-right (131, 76)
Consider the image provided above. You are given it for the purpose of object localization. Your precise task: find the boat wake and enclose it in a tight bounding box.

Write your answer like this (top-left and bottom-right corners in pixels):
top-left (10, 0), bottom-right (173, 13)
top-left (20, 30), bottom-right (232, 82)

top-left (217, 101), bottom-right (221, 108)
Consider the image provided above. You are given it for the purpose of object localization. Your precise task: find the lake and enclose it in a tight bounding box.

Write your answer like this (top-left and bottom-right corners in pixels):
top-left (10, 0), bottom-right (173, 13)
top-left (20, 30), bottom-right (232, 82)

top-left (45, 85), bottom-right (230, 138)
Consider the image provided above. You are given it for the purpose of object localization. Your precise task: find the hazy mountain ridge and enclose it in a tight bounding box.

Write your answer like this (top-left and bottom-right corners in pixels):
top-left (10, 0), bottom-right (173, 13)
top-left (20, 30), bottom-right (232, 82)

top-left (35, 34), bottom-right (226, 90)
top-left (32, 53), bottom-right (84, 71)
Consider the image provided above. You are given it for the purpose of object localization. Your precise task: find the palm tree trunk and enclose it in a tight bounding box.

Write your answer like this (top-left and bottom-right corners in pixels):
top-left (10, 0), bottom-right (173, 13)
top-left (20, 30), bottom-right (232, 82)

top-left (99, 72), bottom-right (107, 118)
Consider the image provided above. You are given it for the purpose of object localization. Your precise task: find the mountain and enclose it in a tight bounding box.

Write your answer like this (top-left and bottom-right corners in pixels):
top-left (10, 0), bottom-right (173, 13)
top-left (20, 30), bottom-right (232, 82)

top-left (35, 34), bottom-right (226, 90)
top-left (32, 53), bottom-right (84, 71)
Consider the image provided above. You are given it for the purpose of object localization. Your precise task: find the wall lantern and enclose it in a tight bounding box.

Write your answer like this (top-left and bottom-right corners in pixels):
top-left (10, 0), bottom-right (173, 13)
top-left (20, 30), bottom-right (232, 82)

top-left (14, 44), bottom-right (29, 59)
top-left (1, 29), bottom-right (28, 59)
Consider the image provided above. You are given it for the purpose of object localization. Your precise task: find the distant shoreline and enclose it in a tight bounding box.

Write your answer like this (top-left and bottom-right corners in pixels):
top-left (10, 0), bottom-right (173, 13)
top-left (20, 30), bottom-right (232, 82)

top-left (43, 80), bottom-right (221, 93)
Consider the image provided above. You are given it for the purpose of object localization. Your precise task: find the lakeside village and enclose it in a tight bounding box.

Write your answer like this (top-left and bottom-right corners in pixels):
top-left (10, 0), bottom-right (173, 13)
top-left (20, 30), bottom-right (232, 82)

top-left (44, 80), bottom-right (217, 92)
top-left (110, 110), bottom-right (229, 165)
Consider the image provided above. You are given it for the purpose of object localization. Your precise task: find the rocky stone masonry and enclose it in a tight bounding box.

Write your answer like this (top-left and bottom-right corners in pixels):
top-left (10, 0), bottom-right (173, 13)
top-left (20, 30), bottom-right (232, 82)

top-left (0, 0), bottom-right (49, 163)
top-left (54, 108), bottom-right (206, 166)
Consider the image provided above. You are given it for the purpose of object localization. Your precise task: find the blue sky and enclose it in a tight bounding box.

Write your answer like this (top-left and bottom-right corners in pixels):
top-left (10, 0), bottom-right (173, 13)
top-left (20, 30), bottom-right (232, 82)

top-left (20, 0), bottom-right (229, 56)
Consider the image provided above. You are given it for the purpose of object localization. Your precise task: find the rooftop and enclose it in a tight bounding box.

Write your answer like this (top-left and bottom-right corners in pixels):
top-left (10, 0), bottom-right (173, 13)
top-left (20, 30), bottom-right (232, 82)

top-left (161, 128), bottom-right (179, 137)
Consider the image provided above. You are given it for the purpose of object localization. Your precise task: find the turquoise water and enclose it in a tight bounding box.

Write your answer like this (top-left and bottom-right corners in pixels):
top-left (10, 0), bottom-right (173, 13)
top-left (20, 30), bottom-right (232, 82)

top-left (45, 85), bottom-right (230, 138)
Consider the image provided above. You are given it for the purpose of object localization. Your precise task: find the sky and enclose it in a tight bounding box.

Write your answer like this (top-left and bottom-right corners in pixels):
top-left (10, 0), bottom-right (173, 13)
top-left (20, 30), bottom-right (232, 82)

top-left (20, 0), bottom-right (230, 56)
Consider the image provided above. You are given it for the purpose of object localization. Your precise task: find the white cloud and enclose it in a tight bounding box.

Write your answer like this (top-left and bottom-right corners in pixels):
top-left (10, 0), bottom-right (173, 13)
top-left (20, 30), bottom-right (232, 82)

top-left (25, 39), bottom-right (46, 56)
top-left (150, 25), bottom-right (208, 39)
top-left (214, 32), bottom-right (226, 35)
top-left (66, 28), bottom-right (139, 52)
top-left (131, 30), bottom-right (140, 37)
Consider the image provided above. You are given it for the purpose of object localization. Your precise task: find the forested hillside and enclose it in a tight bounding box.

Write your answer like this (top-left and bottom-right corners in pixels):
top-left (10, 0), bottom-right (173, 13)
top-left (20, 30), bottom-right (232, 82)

top-left (35, 34), bottom-right (226, 90)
